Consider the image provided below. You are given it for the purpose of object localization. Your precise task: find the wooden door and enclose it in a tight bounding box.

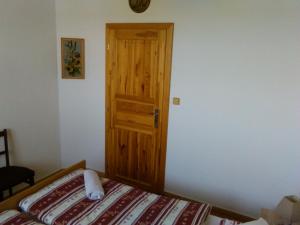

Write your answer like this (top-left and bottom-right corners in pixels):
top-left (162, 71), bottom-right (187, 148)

top-left (105, 23), bottom-right (173, 193)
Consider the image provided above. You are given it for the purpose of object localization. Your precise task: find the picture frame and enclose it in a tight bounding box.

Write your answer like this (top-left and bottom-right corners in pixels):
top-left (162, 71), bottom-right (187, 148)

top-left (61, 38), bottom-right (85, 79)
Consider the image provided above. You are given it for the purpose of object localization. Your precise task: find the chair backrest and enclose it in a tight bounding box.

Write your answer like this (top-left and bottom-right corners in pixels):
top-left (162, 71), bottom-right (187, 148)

top-left (0, 129), bottom-right (10, 167)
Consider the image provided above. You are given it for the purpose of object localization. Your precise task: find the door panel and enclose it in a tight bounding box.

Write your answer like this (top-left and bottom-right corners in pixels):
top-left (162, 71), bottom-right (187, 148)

top-left (115, 39), bottom-right (158, 98)
top-left (115, 129), bottom-right (155, 186)
top-left (106, 23), bottom-right (173, 192)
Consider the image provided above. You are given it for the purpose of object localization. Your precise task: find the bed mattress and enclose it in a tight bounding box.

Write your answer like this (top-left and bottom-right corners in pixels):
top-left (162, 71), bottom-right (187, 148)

top-left (19, 170), bottom-right (211, 225)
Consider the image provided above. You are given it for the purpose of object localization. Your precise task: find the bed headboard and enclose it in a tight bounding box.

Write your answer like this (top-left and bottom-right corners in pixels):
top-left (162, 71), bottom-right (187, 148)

top-left (0, 160), bottom-right (86, 211)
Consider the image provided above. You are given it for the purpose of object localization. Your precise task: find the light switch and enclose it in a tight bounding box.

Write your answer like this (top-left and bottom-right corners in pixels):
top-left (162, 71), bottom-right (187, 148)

top-left (173, 97), bottom-right (181, 105)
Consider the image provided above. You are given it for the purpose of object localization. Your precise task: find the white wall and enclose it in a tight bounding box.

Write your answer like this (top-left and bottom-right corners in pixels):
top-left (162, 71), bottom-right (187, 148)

top-left (0, 0), bottom-right (60, 179)
top-left (55, 0), bottom-right (300, 217)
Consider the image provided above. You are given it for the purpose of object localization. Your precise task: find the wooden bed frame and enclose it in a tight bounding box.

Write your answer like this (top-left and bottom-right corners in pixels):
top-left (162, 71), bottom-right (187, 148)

top-left (0, 160), bottom-right (86, 212)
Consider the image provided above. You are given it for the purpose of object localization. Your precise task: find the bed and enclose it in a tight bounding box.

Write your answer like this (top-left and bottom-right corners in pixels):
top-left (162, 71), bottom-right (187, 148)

top-left (0, 211), bottom-right (240, 225)
top-left (0, 209), bottom-right (44, 225)
top-left (0, 210), bottom-right (238, 225)
top-left (0, 160), bottom-right (213, 225)
top-left (205, 215), bottom-right (240, 225)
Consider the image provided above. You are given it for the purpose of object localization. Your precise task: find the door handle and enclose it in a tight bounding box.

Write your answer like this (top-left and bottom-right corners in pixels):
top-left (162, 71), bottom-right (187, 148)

top-left (154, 109), bottom-right (159, 128)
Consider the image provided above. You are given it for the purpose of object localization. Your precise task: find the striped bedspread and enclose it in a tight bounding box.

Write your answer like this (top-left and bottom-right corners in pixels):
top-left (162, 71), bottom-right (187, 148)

top-left (0, 210), bottom-right (44, 225)
top-left (19, 170), bottom-right (211, 225)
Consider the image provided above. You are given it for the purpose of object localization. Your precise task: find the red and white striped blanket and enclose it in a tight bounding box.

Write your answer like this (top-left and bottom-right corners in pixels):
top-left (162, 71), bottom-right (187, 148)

top-left (0, 210), bottom-right (44, 225)
top-left (19, 170), bottom-right (211, 225)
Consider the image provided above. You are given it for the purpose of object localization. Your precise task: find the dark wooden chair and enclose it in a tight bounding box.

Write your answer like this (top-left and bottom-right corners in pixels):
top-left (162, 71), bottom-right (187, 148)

top-left (0, 129), bottom-right (35, 201)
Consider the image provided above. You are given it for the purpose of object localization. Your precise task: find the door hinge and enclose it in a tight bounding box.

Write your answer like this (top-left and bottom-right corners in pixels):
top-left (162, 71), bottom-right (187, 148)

top-left (107, 44), bottom-right (110, 50)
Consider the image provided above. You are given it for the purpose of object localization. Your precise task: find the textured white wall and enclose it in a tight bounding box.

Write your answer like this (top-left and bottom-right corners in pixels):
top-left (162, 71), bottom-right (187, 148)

top-left (0, 0), bottom-right (61, 179)
top-left (55, 0), bottom-right (300, 217)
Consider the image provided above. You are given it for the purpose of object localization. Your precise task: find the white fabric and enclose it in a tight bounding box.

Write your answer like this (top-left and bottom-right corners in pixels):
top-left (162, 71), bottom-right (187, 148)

top-left (204, 215), bottom-right (225, 225)
top-left (204, 215), bottom-right (269, 225)
top-left (83, 169), bottom-right (104, 200)
top-left (242, 218), bottom-right (269, 225)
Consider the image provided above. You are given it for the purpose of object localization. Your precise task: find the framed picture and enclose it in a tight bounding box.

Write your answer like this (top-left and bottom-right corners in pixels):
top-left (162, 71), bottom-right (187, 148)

top-left (61, 38), bottom-right (85, 79)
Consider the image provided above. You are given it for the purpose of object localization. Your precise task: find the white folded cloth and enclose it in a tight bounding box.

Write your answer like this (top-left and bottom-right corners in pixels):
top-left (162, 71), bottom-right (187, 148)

top-left (242, 218), bottom-right (269, 225)
top-left (83, 170), bottom-right (105, 200)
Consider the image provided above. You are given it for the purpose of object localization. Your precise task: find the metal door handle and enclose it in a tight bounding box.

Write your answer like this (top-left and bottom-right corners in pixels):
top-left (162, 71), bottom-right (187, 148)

top-left (154, 109), bottom-right (159, 128)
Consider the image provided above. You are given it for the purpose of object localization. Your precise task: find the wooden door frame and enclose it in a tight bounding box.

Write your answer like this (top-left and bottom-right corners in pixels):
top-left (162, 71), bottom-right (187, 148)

top-left (105, 23), bottom-right (174, 192)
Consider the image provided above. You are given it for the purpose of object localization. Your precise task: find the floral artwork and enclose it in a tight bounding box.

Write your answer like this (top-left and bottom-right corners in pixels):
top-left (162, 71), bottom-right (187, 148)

top-left (61, 38), bottom-right (85, 79)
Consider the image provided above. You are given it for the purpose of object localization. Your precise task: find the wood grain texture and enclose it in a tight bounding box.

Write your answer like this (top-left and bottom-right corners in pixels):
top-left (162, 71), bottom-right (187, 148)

top-left (105, 23), bottom-right (174, 193)
top-left (106, 23), bottom-right (174, 30)
top-left (0, 160), bottom-right (86, 212)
